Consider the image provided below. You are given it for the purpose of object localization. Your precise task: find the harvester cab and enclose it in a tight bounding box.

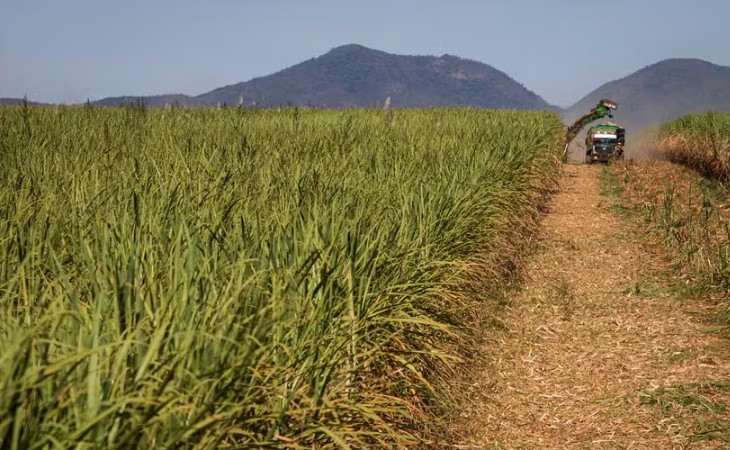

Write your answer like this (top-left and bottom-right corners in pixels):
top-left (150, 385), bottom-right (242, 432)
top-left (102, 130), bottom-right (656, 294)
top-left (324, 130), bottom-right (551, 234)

top-left (598, 99), bottom-right (617, 113)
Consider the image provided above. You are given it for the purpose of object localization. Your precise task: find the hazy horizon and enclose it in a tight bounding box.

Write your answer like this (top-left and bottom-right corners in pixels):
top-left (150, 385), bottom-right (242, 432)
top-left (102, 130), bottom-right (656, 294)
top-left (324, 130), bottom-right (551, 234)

top-left (2, 0), bottom-right (728, 107)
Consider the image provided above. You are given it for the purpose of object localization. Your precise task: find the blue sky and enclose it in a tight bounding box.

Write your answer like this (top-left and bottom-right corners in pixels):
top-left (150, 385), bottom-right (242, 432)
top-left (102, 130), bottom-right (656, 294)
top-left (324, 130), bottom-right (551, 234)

top-left (2, 0), bottom-right (728, 107)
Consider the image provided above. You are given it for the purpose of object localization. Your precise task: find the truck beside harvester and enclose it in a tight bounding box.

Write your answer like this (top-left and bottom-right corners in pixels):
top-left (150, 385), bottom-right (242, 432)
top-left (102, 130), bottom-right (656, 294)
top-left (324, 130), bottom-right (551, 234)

top-left (584, 122), bottom-right (625, 163)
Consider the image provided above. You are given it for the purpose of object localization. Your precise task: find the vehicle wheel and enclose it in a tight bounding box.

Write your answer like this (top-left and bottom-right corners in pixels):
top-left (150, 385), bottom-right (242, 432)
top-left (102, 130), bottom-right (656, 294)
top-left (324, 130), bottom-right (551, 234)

top-left (585, 154), bottom-right (592, 164)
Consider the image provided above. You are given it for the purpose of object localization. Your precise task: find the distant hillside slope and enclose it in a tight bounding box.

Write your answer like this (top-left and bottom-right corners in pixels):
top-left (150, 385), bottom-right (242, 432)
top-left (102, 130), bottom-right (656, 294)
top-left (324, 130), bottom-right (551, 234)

top-left (0, 98), bottom-right (47, 106)
top-left (564, 59), bottom-right (730, 130)
top-left (193, 44), bottom-right (551, 109)
top-left (91, 94), bottom-right (193, 107)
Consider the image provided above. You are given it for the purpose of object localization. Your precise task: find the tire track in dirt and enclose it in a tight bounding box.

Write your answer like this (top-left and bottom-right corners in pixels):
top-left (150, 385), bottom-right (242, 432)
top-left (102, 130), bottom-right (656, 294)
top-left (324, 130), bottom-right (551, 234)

top-left (451, 164), bottom-right (730, 449)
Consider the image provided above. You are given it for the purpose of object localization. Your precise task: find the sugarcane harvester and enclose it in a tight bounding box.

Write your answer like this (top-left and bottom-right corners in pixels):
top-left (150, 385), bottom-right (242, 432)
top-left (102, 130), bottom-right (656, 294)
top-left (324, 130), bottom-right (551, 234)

top-left (563, 98), bottom-right (624, 162)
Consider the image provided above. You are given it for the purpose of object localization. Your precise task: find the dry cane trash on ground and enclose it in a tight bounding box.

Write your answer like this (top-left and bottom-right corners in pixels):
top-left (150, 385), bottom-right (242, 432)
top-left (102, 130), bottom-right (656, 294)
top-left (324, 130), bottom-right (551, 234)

top-left (449, 165), bottom-right (730, 449)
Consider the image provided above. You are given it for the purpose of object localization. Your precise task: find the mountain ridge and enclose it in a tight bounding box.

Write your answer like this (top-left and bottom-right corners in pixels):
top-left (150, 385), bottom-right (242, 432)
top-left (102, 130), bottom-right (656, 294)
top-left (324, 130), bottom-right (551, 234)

top-left (4, 47), bottom-right (730, 130)
top-left (564, 58), bottom-right (730, 130)
top-left (0, 98), bottom-right (48, 106)
top-left (21, 45), bottom-right (549, 110)
top-left (192, 44), bottom-right (551, 110)
top-left (0, 45), bottom-right (552, 110)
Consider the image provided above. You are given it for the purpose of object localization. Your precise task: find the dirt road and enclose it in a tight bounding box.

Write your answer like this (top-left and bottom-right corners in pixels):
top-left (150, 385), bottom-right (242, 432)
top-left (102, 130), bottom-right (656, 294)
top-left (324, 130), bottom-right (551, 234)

top-left (452, 165), bottom-right (730, 449)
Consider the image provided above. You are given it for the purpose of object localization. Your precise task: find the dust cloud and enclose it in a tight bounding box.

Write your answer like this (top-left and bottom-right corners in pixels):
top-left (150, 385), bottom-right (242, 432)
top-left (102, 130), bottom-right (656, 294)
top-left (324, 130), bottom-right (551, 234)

top-left (564, 126), bottom-right (662, 163)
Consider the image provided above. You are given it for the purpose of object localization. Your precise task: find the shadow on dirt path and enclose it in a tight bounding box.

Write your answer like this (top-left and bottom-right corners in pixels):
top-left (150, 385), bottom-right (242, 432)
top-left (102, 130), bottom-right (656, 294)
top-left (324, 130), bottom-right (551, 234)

top-left (450, 164), bottom-right (730, 449)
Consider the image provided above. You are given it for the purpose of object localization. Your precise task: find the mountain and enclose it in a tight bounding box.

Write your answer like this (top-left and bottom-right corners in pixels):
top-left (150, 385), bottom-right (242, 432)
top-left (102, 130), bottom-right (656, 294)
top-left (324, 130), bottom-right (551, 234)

top-left (0, 98), bottom-right (47, 106)
top-left (193, 44), bottom-right (550, 109)
top-left (86, 45), bottom-right (549, 110)
top-left (11, 51), bottom-right (730, 122)
top-left (564, 59), bottom-right (730, 130)
top-left (91, 94), bottom-right (193, 107)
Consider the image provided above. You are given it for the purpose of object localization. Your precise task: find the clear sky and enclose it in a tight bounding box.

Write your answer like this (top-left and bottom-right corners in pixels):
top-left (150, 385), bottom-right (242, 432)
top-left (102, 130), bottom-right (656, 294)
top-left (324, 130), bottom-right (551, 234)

top-left (2, 0), bottom-right (728, 107)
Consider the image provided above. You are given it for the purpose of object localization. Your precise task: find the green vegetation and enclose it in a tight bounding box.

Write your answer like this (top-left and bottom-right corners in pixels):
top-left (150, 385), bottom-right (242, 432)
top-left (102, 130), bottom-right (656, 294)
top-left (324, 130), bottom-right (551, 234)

top-left (662, 112), bottom-right (730, 142)
top-left (610, 157), bottom-right (730, 323)
top-left (608, 114), bottom-right (730, 321)
top-left (660, 112), bottom-right (730, 181)
top-left (0, 103), bottom-right (562, 448)
top-left (659, 114), bottom-right (730, 305)
top-left (598, 166), bottom-right (633, 220)
top-left (639, 381), bottom-right (730, 443)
